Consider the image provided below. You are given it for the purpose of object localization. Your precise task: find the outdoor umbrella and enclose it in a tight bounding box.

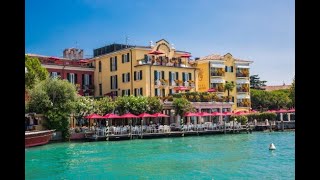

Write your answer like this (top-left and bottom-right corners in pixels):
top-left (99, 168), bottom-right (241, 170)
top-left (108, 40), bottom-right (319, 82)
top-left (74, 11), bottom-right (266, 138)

top-left (276, 109), bottom-right (289, 113)
top-left (84, 114), bottom-right (104, 128)
top-left (148, 50), bottom-right (164, 55)
top-left (103, 113), bottom-right (121, 126)
top-left (138, 113), bottom-right (156, 126)
top-left (287, 108), bottom-right (295, 113)
top-left (152, 113), bottom-right (169, 125)
top-left (180, 53), bottom-right (191, 66)
top-left (207, 88), bottom-right (217, 92)
top-left (120, 113), bottom-right (139, 138)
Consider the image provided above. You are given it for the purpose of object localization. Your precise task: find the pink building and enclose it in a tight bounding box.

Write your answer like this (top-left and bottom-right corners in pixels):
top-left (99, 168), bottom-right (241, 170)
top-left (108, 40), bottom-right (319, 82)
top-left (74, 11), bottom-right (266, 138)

top-left (26, 51), bottom-right (95, 96)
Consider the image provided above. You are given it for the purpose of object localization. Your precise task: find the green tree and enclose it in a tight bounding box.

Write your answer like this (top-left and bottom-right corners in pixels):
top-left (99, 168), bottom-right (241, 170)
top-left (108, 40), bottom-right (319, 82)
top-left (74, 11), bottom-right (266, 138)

top-left (146, 96), bottom-right (163, 114)
top-left (25, 55), bottom-right (49, 89)
top-left (115, 95), bottom-right (148, 115)
top-left (250, 75), bottom-right (267, 89)
top-left (224, 82), bottom-right (235, 102)
top-left (290, 76), bottom-right (295, 107)
top-left (96, 96), bottom-right (115, 115)
top-left (74, 95), bottom-right (96, 125)
top-left (27, 78), bottom-right (78, 140)
top-left (172, 98), bottom-right (194, 117)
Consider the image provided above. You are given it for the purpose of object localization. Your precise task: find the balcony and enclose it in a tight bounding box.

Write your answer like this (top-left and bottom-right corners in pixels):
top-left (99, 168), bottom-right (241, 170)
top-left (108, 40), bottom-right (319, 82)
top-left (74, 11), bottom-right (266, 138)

top-left (39, 58), bottom-right (95, 68)
top-left (237, 87), bottom-right (249, 93)
top-left (137, 57), bottom-right (196, 68)
top-left (169, 81), bottom-right (178, 87)
top-left (83, 84), bottom-right (94, 90)
top-left (174, 80), bottom-right (183, 86)
top-left (236, 73), bottom-right (249, 77)
top-left (210, 68), bottom-right (225, 77)
top-left (154, 80), bottom-right (161, 86)
top-left (237, 102), bottom-right (251, 107)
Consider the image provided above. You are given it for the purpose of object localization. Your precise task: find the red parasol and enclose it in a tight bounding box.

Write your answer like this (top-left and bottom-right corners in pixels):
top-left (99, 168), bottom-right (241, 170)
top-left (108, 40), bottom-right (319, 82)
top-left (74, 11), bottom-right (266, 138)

top-left (287, 108), bottom-right (295, 113)
top-left (103, 113), bottom-right (121, 119)
top-left (148, 50), bottom-right (164, 55)
top-left (223, 112), bottom-right (234, 116)
top-left (180, 53), bottom-right (192, 58)
top-left (84, 113), bottom-right (104, 119)
top-left (152, 113), bottom-right (170, 117)
top-left (138, 113), bottom-right (156, 118)
top-left (207, 88), bottom-right (217, 92)
top-left (211, 112), bottom-right (224, 116)
top-left (234, 111), bottom-right (250, 116)
top-left (266, 110), bottom-right (276, 113)
top-left (276, 109), bottom-right (288, 113)
top-left (184, 112), bottom-right (201, 117)
top-left (120, 113), bottom-right (138, 118)
top-left (174, 86), bottom-right (189, 91)
top-left (197, 112), bottom-right (213, 116)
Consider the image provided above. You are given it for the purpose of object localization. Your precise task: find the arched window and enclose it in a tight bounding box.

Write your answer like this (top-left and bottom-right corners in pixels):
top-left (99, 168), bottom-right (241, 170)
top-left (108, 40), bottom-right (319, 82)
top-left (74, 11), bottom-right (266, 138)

top-left (99, 61), bottom-right (102, 72)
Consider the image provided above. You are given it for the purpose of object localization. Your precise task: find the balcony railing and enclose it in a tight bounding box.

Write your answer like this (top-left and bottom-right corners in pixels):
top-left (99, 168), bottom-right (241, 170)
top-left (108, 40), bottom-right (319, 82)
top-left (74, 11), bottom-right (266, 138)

top-left (237, 102), bottom-right (251, 107)
top-left (154, 80), bottom-right (161, 86)
top-left (40, 58), bottom-right (95, 68)
top-left (83, 84), bottom-right (94, 90)
top-left (237, 87), bottom-right (249, 92)
top-left (137, 59), bottom-right (193, 68)
top-left (169, 81), bottom-right (177, 86)
top-left (210, 72), bottom-right (224, 76)
top-left (236, 73), bottom-right (249, 77)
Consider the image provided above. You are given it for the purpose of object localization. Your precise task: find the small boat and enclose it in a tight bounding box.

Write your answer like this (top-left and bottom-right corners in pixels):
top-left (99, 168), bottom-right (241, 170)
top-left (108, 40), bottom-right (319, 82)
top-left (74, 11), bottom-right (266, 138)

top-left (25, 130), bottom-right (55, 148)
top-left (269, 143), bottom-right (276, 150)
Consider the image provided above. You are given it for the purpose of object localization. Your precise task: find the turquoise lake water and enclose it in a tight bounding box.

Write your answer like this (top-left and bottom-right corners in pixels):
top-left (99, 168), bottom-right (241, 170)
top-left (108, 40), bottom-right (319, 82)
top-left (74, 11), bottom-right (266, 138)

top-left (25, 131), bottom-right (294, 180)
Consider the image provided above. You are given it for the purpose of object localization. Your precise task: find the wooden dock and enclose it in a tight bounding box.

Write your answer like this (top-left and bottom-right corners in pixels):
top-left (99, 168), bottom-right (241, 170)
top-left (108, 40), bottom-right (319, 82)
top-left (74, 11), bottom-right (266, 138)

top-left (85, 128), bottom-right (251, 141)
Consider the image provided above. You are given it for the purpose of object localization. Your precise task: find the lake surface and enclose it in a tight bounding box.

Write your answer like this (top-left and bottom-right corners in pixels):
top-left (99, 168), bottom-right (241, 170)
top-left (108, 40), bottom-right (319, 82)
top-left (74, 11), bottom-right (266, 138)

top-left (25, 131), bottom-right (295, 179)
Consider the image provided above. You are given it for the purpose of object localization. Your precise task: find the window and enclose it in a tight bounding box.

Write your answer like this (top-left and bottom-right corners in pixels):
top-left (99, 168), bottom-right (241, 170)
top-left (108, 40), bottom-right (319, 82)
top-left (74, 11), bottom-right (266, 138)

top-left (99, 84), bottom-right (102, 96)
top-left (134, 70), bottom-right (143, 81)
top-left (51, 72), bottom-right (58, 78)
top-left (84, 74), bottom-right (90, 85)
top-left (122, 73), bottom-right (130, 83)
top-left (225, 66), bottom-right (234, 72)
top-left (110, 75), bottom-right (118, 89)
top-left (169, 72), bottom-right (176, 86)
top-left (134, 88), bottom-right (143, 96)
top-left (122, 53), bottom-right (130, 63)
top-left (154, 88), bottom-right (160, 96)
top-left (99, 61), bottom-right (101, 72)
top-left (67, 73), bottom-right (76, 84)
top-left (122, 89), bottom-right (130, 96)
top-left (182, 72), bottom-right (189, 82)
top-left (110, 57), bottom-right (117, 71)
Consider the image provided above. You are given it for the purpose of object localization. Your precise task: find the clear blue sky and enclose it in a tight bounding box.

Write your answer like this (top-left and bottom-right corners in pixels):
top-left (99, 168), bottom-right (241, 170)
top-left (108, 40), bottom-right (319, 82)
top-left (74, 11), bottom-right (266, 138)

top-left (26, 0), bottom-right (294, 85)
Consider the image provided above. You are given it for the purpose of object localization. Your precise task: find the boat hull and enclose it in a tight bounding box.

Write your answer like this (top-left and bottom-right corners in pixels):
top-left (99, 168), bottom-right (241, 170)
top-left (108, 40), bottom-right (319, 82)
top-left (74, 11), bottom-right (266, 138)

top-left (25, 130), bottom-right (55, 148)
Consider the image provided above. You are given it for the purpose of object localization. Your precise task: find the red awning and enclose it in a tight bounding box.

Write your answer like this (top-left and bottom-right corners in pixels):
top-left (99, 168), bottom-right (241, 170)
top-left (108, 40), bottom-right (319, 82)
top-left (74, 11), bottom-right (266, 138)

top-left (234, 111), bottom-right (250, 116)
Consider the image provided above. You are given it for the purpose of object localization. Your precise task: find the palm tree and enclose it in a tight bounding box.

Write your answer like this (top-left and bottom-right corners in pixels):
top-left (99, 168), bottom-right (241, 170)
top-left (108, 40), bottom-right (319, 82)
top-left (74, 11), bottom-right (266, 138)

top-left (224, 82), bottom-right (235, 102)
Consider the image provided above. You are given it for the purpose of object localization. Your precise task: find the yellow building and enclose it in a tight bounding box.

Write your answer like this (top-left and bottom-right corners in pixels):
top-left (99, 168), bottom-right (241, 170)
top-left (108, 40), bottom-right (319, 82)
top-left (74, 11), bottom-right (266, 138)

top-left (93, 39), bottom-right (198, 98)
top-left (197, 53), bottom-right (253, 111)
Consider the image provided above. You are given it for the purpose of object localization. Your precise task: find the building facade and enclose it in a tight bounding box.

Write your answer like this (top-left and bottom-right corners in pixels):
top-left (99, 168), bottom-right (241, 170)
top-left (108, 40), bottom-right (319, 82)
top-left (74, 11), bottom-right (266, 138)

top-left (93, 39), bottom-right (198, 98)
top-left (196, 53), bottom-right (253, 111)
top-left (26, 52), bottom-right (95, 96)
